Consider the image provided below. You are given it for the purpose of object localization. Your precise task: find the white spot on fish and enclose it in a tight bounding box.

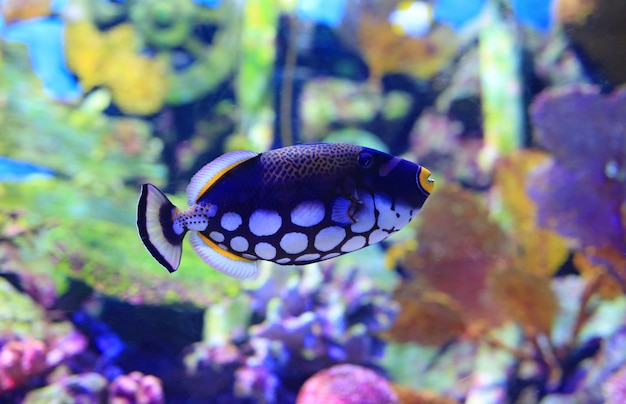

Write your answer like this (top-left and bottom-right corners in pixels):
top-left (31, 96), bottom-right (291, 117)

top-left (276, 257), bottom-right (292, 264)
top-left (321, 252), bottom-right (340, 260)
top-left (230, 236), bottom-right (249, 252)
top-left (242, 253), bottom-right (257, 260)
top-left (207, 204), bottom-right (218, 217)
top-left (351, 192), bottom-right (375, 233)
top-left (221, 212), bottom-right (242, 231)
top-left (255, 242), bottom-right (277, 260)
top-left (249, 210), bottom-right (282, 236)
top-left (368, 228), bottom-right (388, 245)
top-left (291, 200), bottom-right (325, 227)
top-left (218, 243), bottom-right (228, 251)
top-left (209, 231), bottom-right (225, 242)
top-left (314, 226), bottom-right (346, 252)
top-left (295, 253), bottom-right (321, 262)
top-left (280, 232), bottom-right (308, 254)
top-left (341, 235), bottom-right (367, 253)
top-left (173, 218), bottom-right (185, 235)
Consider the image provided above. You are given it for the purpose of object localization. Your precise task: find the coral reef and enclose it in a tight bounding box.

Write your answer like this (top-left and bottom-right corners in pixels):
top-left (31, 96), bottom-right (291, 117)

top-left (3, 1), bottom-right (626, 403)
top-left (181, 262), bottom-right (397, 401)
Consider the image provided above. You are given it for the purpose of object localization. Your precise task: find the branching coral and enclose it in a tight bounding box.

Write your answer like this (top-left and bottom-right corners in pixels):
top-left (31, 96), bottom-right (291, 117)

top-left (184, 262), bottom-right (397, 401)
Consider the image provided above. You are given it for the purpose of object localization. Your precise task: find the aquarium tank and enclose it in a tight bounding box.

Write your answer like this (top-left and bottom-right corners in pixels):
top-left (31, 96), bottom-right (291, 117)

top-left (1, 0), bottom-right (626, 403)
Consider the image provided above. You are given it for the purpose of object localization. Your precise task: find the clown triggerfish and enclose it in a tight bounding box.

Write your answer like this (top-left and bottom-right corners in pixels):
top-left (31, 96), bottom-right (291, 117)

top-left (137, 143), bottom-right (434, 279)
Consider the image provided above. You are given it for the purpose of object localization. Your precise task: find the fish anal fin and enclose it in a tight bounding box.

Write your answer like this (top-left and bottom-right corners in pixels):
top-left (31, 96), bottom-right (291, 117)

top-left (189, 232), bottom-right (259, 280)
top-left (187, 150), bottom-right (258, 205)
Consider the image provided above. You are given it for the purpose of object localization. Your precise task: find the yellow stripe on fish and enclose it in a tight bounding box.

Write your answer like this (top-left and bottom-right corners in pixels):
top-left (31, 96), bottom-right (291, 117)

top-left (137, 143), bottom-right (434, 279)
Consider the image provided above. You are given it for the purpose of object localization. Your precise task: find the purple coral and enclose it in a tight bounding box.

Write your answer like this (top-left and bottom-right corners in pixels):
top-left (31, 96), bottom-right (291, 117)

top-left (0, 340), bottom-right (47, 392)
top-left (108, 371), bottom-right (164, 404)
top-left (604, 365), bottom-right (626, 403)
top-left (528, 85), bottom-right (626, 254)
top-left (296, 363), bottom-right (398, 404)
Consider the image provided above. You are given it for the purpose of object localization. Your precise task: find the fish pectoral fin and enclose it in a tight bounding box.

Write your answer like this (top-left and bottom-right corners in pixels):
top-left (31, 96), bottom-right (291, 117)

top-left (189, 232), bottom-right (259, 280)
top-left (331, 196), bottom-right (361, 225)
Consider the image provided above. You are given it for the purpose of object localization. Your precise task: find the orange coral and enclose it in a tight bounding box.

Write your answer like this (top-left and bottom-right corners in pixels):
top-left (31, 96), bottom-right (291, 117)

top-left (358, 13), bottom-right (457, 85)
top-left (577, 245), bottom-right (626, 295)
top-left (1, 0), bottom-right (50, 23)
top-left (573, 251), bottom-right (622, 299)
top-left (386, 283), bottom-right (465, 346)
top-left (487, 268), bottom-right (558, 335)
top-left (403, 184), bottom-right (512, 324)
top-left (393, 385), bottom-right (459, 404)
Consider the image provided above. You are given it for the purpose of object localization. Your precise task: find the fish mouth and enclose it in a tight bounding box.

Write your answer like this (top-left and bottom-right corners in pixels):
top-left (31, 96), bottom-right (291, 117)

top-left (417, 166), bottom-right (435, 195)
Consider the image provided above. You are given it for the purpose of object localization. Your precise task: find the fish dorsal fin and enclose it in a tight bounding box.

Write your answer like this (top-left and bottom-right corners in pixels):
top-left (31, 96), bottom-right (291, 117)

top-left (189, 232), bottom-right (259, 279)
top-left (187, 150), bottom-right (258, 205)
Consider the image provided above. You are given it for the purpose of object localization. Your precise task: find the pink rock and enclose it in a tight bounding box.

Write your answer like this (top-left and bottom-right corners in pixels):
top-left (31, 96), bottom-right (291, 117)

top-left (296, 364), bottom-right (398, 404)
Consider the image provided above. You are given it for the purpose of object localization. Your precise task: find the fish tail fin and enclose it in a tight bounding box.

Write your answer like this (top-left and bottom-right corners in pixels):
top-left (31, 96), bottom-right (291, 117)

top-left (137, 184), bottom-right (184, 273)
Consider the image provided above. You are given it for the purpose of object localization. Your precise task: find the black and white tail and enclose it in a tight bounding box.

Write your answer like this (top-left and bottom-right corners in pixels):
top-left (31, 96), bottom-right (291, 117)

top-left (137, 184), bottom-right (185, 272)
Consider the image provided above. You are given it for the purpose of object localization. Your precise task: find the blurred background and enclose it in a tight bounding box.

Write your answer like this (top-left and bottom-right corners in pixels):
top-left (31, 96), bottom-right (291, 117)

top-left (1, 0), bottom-right (626, 403)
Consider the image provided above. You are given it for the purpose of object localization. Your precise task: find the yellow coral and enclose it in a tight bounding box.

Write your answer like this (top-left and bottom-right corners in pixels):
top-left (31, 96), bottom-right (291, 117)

top-left (493, 151), bottom-right (569, 277)
top-left (65, 22), bottom-right (168, 115)
top-left (104, 52), bottom-right (168, 116)
top-left (65, 21), bottom-right (107, 91)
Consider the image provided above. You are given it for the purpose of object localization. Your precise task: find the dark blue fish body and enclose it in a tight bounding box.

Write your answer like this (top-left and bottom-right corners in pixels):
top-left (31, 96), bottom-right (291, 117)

top-left (137, 143), bottom-right (433, 279)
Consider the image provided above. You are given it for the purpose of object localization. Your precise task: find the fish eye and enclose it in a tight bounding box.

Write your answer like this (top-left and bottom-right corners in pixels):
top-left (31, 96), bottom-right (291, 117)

top-left (358, 152), bottom-right (373, 168)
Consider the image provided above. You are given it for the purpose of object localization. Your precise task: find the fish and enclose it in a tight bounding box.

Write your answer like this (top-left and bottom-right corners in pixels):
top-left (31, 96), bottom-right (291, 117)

top-left (137, 143), bottom-right (434, 279)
